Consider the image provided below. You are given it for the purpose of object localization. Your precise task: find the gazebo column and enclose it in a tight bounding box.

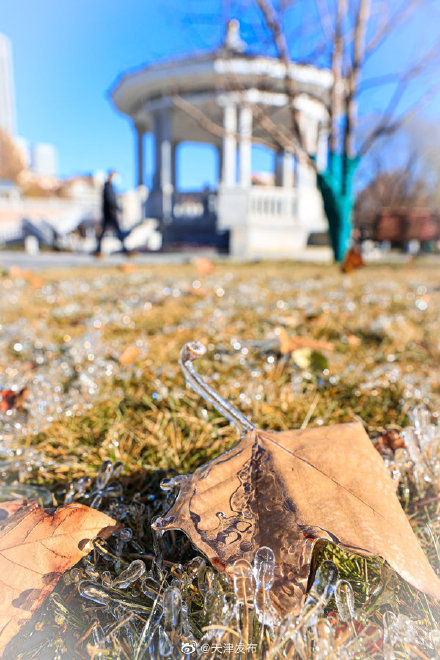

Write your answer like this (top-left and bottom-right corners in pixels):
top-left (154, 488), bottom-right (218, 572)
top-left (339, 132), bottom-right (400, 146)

top-left (152, 109), bottom-right (172, 190)
top-left (316, 122), bottom-right (329, 172)
top-left (171, 141), bottom-right (178, 190)
top-left (221, 103), bottom-right (237, 186)
top-left (151, 108), bottom-right (173, 221)
top-left (238, 106), bottom-right (252, 187)
top-left (152, 113), bottom-right (161, 191)
top-left (216, 144), bottom-right (223, 188)
top-left (161, 110), bottom-right (172, 193)
top-left (296, 116), bottom-right (317, 188)
top-left (275, 149), bottom-right (294, 188)
top-left (134, 124), bottom-right (144, 188)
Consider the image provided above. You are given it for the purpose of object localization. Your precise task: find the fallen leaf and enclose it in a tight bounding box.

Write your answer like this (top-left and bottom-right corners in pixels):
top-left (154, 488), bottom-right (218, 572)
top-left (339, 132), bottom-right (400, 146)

top-left (0, 387), bottom-right (29, 413)
top-left (291, 347), bottom-right (313, 369)
top-left (119, 262), bottom-right (135, 273)
top-left (291, 348), bottom-right (329, 371)
top-left (341, 246), bottom-right (364, 273)
top-left (153, 343), bottom-right (440, 617)
top-left (374, 429), bottom-right (406, 454)
top-left (118, 345), bottom-right (141, 365)
top-left (29, 275), bottom-right (45, 289)
top-left (277, 327), bottom-right (334, 355)
top-left (195, 257), bottom-right (214, 275)
top-left (0, 501), bottom-right (119, 654)
top-left (8, 265), bottom-right (22, 278)
top-left (347, 334), bottom-right (361, 346)
top-left (0, 500), bottom-right (29, 522)
top-left (8, 267), bottom-right (39, 283)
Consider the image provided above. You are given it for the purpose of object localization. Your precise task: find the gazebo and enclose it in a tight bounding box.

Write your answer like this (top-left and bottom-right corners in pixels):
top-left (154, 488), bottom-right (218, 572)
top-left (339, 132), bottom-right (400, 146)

top-left (110, 27), bottom-right (332, 257)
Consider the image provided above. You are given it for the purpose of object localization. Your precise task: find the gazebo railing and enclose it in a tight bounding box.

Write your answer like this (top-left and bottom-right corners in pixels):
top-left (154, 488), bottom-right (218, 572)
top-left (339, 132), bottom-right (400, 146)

top-left (247, 186), bottom-right (296, 222)
top-left (217, 185), bottom-right (297, 229)
top-left (172, 191), bottom-right (217, 220)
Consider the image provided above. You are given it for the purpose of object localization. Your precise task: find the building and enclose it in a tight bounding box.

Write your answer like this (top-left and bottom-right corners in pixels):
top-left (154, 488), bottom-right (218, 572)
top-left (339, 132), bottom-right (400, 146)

top-left (32, 142), bottom-right (58, 177)
top-left (109, 26), bottom-right (331, 257)
top-left (0, 180), bottom-right (20, 202)
top-left (0, 33), bottom-right (17, 135)
top-left (14, 136), bottom-right (31, 168)
top-left (374, 208), bottom-right (440, 250)
top-left (0, 173), bottom-right (101, 247)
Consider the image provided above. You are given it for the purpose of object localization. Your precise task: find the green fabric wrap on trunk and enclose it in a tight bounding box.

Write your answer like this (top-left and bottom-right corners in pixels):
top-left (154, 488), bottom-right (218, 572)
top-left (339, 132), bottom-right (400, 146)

top-left (316, 152), bottom-right (360, 262)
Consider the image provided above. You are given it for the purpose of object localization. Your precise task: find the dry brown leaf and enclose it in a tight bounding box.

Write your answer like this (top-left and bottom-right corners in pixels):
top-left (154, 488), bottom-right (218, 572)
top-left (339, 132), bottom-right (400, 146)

top-left (0, 501), bottom-right (119, 654)
top-left (8, 267), bottom-right (34, 282)
top-left (153, 342), bottom-right (440, 617)
top-left (29, 275), bottom-right (45, 289)
top-left (8, 265), bottom-right (22, 278)
top-left (118, 262), bottom-right (135, 273)
top-left (0, 387), bottom-right (29, 413)
top-left (118, 345), bottom-right (141, 365)
top-left (347, 334), bottom-right (361, 346)
top-left (0, 500), bottom-right (29, 521)
top-left (277, 327), bottom-right (334, 355)
top-left (195, 257), bottom-right (214, 275)
top-left (374, 429), bottom-right (406, 454)
top-left (341, 246), bottom-right (364, 273)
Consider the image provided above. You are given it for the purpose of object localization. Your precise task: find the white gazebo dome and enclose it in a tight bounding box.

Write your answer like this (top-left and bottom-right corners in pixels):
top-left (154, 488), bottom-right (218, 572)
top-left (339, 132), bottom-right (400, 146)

top-left (109, 34), bottom-right (331, 257)
top-left (111, 49), bottom-right (331, 145)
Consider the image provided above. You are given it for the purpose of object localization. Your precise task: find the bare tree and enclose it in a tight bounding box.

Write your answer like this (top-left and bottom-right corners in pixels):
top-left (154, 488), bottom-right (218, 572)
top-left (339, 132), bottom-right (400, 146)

top-left (173, 0), bottom-right (440, 261)
top-left (0, 129), bottom-right (25, 183)
top-left (355, 117), bottom-right (440, 231)
top-left (355, 171), bottom-right (429, 234)
top-left (254, 0), bottom-right (440, 260)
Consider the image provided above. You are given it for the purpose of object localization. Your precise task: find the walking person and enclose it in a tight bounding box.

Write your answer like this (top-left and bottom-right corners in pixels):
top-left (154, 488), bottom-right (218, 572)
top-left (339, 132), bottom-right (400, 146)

top-left (95, 170), bottom-right (128, 255)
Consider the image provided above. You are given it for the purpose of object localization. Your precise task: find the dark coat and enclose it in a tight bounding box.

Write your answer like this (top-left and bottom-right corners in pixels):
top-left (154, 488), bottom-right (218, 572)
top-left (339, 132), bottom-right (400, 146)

top-left (102, 180), bottom-right (119, 224)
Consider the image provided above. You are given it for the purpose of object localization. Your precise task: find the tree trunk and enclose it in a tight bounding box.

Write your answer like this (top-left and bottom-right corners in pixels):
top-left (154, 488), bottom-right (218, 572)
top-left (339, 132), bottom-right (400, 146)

top-left (316, 152), bottom-right (359, 262)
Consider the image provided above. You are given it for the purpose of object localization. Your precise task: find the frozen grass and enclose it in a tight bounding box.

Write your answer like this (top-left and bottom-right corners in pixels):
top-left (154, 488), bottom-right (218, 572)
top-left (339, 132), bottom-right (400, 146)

top-left (1, 259), bottom-right (440, 658)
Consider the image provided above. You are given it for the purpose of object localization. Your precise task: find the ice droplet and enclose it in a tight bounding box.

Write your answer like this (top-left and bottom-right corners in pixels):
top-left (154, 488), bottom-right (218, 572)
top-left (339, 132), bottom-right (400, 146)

top-left (231, 558), bottom-right (255, 602)
top-left (335, 580), bottom-right (355, 622)
top-left (301, 561), bottom-right (338, 626)
top-left (254, 546), bottom-right (275, 590)
top-left (78, 581), bottom-right (112, 606)
top-left (112, 560), bottom-right (146, 589)
top-left (163, 586), bottom-right (182, 632)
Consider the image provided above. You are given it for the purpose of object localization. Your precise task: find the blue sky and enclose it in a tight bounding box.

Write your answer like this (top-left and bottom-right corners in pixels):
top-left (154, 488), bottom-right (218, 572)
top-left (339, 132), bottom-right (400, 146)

top-left (2, 0), bottom-right (439, 191)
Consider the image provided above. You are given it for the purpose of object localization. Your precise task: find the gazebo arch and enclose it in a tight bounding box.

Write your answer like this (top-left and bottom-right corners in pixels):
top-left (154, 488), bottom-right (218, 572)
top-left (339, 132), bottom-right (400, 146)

top-left (110, 33), bottom-right (332, 256)
top-left (175, 141), bottom-right (219, 191)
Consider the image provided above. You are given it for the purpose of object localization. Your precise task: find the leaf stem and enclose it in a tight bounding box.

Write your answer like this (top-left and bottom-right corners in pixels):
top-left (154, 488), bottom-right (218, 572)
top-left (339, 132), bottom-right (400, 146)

top-left (179, 342), bottom-right (255, 437)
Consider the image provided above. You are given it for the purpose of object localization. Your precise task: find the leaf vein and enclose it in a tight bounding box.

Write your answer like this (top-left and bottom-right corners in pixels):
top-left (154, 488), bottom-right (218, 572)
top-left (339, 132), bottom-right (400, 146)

top-left (263, 435), bottom-right (382, 517)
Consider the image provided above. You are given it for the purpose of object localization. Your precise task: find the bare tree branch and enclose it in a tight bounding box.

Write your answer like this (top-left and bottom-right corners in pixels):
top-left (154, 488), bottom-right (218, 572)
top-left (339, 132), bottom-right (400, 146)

top-left (359, 72), bottom-right (405, 93)
top-left (172, 88), bottom-right (319, 172)
top-left (255, 0), bottom-right (304, 146)
top-left (171, 93), bottom-right (275, 150)
top-left (316, 0), bottom-right (335, 41)
top-left (344, 0), bottom-right (371, 160)
top-left (359, 78), bottom-right (440, 155)
top-left (364, 0), bottom-right (423, 58)
top-left (359, 41), bottom-right (440, 154)
top-left (329, 0), bottom-right (346, 152)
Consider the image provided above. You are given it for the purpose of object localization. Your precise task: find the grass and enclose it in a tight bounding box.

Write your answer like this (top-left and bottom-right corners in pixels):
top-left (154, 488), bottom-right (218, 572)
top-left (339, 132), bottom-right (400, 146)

top-left (1, 258), bottom-right (440, 658)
